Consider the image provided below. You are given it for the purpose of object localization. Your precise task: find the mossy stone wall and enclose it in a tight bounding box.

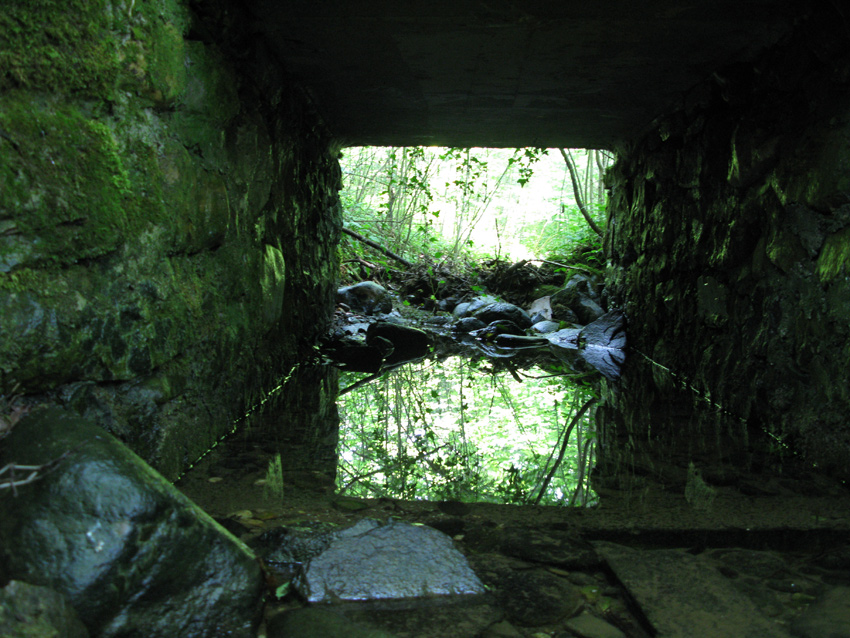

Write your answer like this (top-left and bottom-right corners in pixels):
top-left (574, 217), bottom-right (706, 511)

top-left (602, 5), bottom-right (850, 482)
top-left (0, 0), bottom-right (342, 480)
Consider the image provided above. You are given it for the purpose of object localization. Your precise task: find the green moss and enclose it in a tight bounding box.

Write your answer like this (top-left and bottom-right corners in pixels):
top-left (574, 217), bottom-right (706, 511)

top-left (0, 0), bottom-right (190, 101)
top-left (817, 227), bottom-right (850, 282)
top-left (0, 0), bottom-right (121, 97)
top-left (0, 268), bottom-right (65, 294)
top-left (261, 244), bottom-right (287, 330)
top-left (141, 20), bottom-right (188, 104)
top-left (0, 96), bottom-right (133, 268)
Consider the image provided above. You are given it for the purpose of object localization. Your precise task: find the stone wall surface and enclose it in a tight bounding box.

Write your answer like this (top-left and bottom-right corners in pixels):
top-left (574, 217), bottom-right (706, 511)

top-left (602, 4), bottom-right (850, 481)
top-left (0, 0), bottom-right (342, 480)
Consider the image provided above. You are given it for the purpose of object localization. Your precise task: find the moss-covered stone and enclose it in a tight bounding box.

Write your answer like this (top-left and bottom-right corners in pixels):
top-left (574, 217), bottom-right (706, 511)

top-left (817, 226), bottom-right (850, 283)
top-left (0, 97), bottom-right (131, 269)
top-left (0, 0), bottom-right (342, 480)
top-left (602, 4), bottom-right (850, 483)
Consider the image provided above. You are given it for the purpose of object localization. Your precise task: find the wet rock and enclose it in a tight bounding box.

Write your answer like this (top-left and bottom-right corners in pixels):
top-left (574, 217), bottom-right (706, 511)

top-left (490, 568), bottom-right (583, 626)
top-left (343, 599), bottom-right (501, 638)
top-left (436, 296), bottom-right (459, 312)
top-left (337, 282), bottom-right (393, 315)
top-left (0, 407), bottom-right (264, 638)
top-left (367, 321), bottom-right (432, 365)
top-left (481, 620), bottom-right (525, 637)
top-left (532, 320), bottom-right (560, 334)
top-left (293, 519), bottom-right (485, 603)
top-left (576, 311), bottom-right (627, 380)
top-left (456, 295), bottom-right (500, 318)
top-left (453, 316), bottom-right (487, 333)
top-left (0, 580), bottom-right (89, 638)
top-left (267, 607), bottom-right (396, 638)
top-left (498, 528), bottom-right (600, 571)
top-left (423, 315), bottom-right (453, 327)
top-left (593, 542), bottom-right (792, 638)
top-left (473, 302), bottom-right (533, 329)
top-left (473, 320), bottom-right (528, 341)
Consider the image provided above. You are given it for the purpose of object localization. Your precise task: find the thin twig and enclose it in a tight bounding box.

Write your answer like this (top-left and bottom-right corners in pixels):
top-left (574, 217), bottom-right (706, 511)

top-left (0, 448), bottom-right (79, 497)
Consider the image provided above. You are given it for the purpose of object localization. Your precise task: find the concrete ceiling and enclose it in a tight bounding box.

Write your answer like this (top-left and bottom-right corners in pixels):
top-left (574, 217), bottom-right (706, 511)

top-left (244, 0), bottom-right (797, 148)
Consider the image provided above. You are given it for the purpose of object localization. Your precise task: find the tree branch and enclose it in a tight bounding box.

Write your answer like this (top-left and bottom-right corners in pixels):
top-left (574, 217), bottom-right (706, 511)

top-left (558, 149), bottom-right (604, 237)
top-left (341, 226), bottom-right (413, 268)
top-left (533, 397), bottom-right (596, 505)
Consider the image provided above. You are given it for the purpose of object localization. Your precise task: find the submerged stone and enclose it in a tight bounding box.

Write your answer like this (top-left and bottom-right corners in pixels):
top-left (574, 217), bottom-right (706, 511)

top-left (293, 519), bottom-right (485, 603)
top-left (0, 407), bottom-right (264, 638)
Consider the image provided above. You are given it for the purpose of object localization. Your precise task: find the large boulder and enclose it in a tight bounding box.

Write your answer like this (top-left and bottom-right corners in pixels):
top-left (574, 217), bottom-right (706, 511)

top-left (0, 407), bottom-right (264, 638)
top-left (256, 518), bottom-right (484, 604)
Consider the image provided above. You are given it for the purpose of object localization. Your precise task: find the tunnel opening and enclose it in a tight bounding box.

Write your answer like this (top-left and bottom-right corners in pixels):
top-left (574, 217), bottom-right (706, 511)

top-left (331, 145), bottom-right (612, 507)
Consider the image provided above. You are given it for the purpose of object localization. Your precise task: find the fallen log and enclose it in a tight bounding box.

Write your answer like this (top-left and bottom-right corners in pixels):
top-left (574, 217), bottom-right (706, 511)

top-left (342, 227), bottom-right (413, 268)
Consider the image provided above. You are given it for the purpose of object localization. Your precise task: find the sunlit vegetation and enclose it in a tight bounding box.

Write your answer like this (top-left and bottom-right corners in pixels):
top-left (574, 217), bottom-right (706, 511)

top-left (335, 146), bottom-right (613, 506)
top-left (339, 146), bottom-right (612, 271)
top-left (337, 358), bottom-right (599, 506)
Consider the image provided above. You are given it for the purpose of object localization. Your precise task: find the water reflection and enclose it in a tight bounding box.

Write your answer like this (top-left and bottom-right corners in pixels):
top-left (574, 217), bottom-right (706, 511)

top-left (336, 356), bottom-right (598, 506)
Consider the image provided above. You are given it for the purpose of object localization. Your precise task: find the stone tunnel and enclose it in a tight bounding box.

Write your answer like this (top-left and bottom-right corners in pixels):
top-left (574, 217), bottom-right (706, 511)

top-left (2, 1), bottom-right (850, 636)
top-left (2, 0), bottom-right (847, 485)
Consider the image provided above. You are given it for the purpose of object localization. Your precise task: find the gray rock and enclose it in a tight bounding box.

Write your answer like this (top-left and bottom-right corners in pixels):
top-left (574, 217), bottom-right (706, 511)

top-left (527, 295), bottom-right (553, 321)
top-left (454, 317), bottom-right (487, 333)
top-left (0, 407), bottom-right (264, 638)
top-left (459, 295), bottom-right (500, 317)
top-left (531, 320), bottom-right (560, 334)
top-left (0, 580), bottom-right (89, 638)
top-left (452, 301), bottom-right (472, 318)
top-left (337, 281), bottom-right (393, 315)
top-left (294, 519), bottom-right (485, 603)
top-left (572, 296), bottom-right (605, 324)
top-left (473, 302), bottom-right (533, 329)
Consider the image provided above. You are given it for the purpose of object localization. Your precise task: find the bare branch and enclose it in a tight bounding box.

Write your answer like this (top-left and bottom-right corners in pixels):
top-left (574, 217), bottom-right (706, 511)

top-left (533, 397), bottom-right (596, 505)
top-left (558, 148), bottom-right (604, 237)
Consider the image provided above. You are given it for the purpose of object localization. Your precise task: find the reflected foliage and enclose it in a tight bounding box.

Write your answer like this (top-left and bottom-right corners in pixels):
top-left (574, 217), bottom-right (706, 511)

top-left (337, 357), bottom-right (598, 506)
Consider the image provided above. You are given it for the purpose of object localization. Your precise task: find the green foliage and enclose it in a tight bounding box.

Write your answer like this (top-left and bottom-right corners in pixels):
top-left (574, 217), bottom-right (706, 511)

top-left (338, 146), bottom-right (613, 275)
top-left (337, 358), bottom-right (598, 506)
top-left (517, 202), bottom-right (606, 262)
top-left (507, 147), bottom-right (549, 187)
